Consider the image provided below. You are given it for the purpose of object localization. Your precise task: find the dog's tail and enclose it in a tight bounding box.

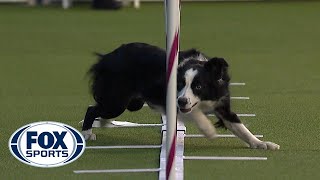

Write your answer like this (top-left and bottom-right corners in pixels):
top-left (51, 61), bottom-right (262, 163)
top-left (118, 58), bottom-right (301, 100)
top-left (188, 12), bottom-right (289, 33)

top-left (87, 52), bottom-right (110, 100)
top-left (86, 52), bottom-right (104, 78)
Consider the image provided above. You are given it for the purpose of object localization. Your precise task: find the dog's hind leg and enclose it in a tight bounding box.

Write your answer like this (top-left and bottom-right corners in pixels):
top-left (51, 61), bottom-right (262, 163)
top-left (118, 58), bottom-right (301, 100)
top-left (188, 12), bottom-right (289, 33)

top-left (214, 106), bottom-right (280, 150)
top-left (81, 101), bottom-right (128, 140)
top-left (82, 105), bottom-right (100, 140)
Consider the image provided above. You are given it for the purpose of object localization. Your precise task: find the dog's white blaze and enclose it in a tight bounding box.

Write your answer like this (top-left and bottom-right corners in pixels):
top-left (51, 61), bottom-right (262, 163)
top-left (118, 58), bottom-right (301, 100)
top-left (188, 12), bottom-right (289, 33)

top-left (177, 69), bottom-right (200, 108)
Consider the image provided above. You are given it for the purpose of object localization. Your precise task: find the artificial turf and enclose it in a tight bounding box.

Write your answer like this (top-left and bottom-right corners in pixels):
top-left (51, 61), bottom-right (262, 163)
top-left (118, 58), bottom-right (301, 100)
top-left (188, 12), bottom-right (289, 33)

top-left (1, 1), bottom-right (320, 179)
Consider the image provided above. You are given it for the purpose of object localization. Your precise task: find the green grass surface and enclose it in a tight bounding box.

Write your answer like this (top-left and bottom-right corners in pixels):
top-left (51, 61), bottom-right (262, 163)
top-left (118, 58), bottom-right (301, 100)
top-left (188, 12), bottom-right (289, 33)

top-left (1, 1), bottom-right (320, 179)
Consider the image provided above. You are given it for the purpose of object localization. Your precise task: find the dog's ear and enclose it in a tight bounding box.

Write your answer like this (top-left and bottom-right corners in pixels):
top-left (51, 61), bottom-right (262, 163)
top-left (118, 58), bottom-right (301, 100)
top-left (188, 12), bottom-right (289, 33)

top-left (204, 57), bottom-right (230, 82)
top-left (179, 49), bottom-right (200, 59)
top-left (178, 49), bottom-right (200, 63)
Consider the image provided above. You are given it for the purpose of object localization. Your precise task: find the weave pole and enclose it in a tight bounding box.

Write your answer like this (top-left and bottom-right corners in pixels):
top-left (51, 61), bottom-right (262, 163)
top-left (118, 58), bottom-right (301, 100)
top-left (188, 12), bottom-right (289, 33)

top-left (164, 0), bottom-right (180, 179)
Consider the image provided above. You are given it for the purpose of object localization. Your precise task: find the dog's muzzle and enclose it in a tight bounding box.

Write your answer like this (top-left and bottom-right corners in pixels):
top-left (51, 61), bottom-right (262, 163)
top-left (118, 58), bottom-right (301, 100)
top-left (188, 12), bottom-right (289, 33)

top-left (177, 97), bottom-right (198, 113)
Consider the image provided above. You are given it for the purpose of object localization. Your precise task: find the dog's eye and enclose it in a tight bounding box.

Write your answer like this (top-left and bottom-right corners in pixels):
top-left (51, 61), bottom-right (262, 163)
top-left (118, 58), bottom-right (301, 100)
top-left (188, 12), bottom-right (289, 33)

top-left (195, 85), bottom-right (202, 90)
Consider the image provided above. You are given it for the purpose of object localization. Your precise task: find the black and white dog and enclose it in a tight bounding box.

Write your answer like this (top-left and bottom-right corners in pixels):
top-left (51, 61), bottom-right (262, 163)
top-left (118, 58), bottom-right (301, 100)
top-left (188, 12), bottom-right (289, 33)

top-left (81, 42), bottom-right (279, 150)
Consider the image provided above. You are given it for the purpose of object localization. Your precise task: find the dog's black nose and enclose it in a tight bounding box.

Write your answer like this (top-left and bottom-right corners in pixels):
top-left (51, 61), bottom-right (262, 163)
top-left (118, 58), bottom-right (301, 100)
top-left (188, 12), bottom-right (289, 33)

top-left (178, 97), bottom-right (188, 107)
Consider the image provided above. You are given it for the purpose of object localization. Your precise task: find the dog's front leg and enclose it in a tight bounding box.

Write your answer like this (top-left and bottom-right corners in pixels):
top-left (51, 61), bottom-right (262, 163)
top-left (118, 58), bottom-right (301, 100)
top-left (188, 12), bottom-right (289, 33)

top-left (183, 110), bottom-right (217, 139)
top-left (215, 108), bottom-right (280, 150)
top-left (223, 120), bottom-right (279, 150)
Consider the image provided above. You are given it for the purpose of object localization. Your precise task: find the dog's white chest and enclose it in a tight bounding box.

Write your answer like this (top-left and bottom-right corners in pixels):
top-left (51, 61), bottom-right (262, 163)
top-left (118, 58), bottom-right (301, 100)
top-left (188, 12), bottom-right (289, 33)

top-left (198, 101), bottom-right (216, 113)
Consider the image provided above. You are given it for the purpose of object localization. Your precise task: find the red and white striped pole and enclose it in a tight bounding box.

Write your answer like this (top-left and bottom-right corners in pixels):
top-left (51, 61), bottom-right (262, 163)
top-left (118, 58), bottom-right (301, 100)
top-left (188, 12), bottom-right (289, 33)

top-left (164, 0), bottom-right (180, 179)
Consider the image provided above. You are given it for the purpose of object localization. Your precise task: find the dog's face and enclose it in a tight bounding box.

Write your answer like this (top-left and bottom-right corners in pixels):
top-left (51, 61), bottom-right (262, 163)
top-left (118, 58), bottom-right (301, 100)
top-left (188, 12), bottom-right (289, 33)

top-left (177, 56), bottom-right (229, 114)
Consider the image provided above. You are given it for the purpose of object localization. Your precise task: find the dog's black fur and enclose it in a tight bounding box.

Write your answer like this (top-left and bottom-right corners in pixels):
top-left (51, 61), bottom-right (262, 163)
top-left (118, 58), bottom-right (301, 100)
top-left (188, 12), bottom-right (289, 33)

top-left (82, 42), bottom-right (231, 130)
top-left (81, 42), bottom-right (280, 150)
top-left (82, 43), bottom-right (167, 130)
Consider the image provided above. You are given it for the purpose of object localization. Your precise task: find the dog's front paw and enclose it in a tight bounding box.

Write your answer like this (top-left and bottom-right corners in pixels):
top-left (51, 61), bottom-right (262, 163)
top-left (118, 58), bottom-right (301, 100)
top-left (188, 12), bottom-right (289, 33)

top-left (250, 141), bottom-right (280, 150)
top-left (200, 128), bottom-right (217, 140)
top-left (206, 131), bottom-right (217, 139)
top-left (82, 129), bottom-right (96, 141)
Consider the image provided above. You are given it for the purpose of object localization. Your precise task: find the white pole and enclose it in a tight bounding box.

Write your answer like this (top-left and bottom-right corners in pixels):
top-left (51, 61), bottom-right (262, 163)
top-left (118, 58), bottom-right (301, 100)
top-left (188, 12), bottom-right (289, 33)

top-left (164, 0), bottom-right (180, 179)
top-left (134, 0), bottom-right (140, 9)
top-left (62, 0), bottom-right (72, 9)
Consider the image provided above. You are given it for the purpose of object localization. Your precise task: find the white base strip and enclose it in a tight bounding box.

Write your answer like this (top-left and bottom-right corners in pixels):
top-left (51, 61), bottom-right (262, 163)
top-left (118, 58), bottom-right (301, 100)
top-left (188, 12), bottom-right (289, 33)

top-left (110, 120), bottom-right (163, 127)
top-left (185, 134), bottom-right (263, 138)
top-left (74, 168), bottom-right (160, 174)
top-left (230, 97), bottom-right (249, 100)
top-left (90, 119), bottom-right (163, 128)
top-left (208, 114), bottom-right (256, 117)
top-left (81, 114), bottom-right (255, 128)
top-left (86, 145), bottom-right (161, 149)
top-left (184, 156), bottom-right (267, 161)
top-left (230, 82), bottom-right (246, 86)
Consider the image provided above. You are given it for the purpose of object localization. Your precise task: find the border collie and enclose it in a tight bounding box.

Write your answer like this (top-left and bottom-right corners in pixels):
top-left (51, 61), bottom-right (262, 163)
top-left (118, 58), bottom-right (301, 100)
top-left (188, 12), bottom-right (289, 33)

top-left (81, 42), bottom-right (279, 150)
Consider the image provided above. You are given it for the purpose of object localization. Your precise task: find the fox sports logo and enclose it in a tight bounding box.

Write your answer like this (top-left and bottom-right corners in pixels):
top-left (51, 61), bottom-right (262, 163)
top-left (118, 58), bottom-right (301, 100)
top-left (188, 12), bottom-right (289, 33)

top-left (9, 121), bottom-right (85, 168)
